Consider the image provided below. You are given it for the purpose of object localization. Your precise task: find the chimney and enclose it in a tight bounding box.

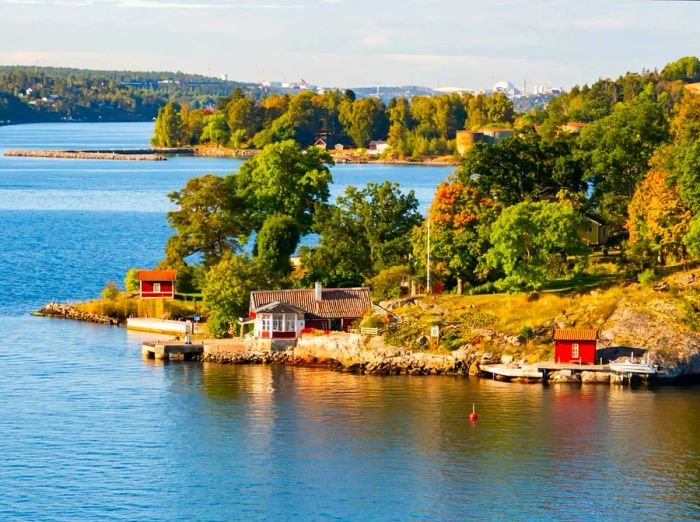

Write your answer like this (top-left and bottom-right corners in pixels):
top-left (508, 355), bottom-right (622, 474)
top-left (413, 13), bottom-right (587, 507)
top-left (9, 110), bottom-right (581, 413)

top-left (315, 282), bottom-right (323, 301)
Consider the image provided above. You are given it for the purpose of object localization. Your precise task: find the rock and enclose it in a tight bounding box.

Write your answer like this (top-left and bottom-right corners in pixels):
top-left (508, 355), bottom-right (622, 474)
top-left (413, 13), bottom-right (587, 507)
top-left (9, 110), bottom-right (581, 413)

top-left (581, 371), bottom-right (611, 384)
top-left (505, 335), bottom-right (525, 347)
top-left (654, 282), bottom-right (670, 292)
top-left (472, 328), bottom-right (497, 339)
top-left (469, 361), bottom-right (480, 376)
top-left (676, 273), bottom-right (696, 286)
top-left (548, 370), bottom-right (581, 383)
top-left (500, 355), bottom-right (514, 364)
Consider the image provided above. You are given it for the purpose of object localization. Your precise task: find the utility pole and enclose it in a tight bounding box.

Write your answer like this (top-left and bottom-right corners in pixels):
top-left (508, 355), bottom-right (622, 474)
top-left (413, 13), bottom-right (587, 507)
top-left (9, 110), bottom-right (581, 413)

top-left (426, 217), bottom-right (431, 294)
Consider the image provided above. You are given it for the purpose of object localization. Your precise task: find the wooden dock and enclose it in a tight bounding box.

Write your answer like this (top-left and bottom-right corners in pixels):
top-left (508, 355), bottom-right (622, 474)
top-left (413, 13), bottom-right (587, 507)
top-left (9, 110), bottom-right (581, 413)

top-left (481, 362), bottom-right (612, 380)
top-left (141, 341), bottom-right (203, 361)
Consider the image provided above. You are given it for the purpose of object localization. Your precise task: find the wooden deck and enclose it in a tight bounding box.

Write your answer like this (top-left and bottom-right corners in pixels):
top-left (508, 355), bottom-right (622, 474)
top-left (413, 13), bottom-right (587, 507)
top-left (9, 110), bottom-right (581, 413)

top-left (481, 362), bottom-right (612, 380)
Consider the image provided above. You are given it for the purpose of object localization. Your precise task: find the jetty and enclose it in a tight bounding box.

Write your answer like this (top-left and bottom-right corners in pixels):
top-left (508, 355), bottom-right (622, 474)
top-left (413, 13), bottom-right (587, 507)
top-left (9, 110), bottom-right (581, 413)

top-left (141, 341), bottom-right (203, 361)
top-left (4, 147), bottom-right (195, 161)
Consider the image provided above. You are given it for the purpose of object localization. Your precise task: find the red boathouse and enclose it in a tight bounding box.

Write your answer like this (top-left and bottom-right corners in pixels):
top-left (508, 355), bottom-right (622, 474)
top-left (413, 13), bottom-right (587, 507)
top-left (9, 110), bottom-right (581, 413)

top-left (553, 328), bottom-right (599, 364)
top-left (138, 270), bottom-right (177, 299)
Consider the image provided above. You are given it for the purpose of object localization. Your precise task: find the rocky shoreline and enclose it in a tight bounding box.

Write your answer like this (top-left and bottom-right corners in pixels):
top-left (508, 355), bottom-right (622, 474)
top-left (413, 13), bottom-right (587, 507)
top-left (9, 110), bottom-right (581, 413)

top-left (35, 303), bottom-right (119, 326)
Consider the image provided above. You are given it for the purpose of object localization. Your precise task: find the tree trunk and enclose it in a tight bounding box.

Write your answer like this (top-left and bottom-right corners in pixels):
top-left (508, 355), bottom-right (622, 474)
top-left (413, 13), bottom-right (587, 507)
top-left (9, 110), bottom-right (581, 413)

top-left (457, 278), bottom-right (463, 296)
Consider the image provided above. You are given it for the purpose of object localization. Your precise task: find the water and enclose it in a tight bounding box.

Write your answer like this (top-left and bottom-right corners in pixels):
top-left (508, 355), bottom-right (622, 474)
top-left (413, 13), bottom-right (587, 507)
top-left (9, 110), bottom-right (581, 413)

top-left (1, 123), bottom-right (699, 520)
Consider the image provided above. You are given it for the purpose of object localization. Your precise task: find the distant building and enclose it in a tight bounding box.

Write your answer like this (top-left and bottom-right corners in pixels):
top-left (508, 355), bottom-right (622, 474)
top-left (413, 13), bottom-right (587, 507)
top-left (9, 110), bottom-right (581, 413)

top-left (334, 143), bottom-right (345, 151)
top-left (455, 128), bottom-right (514, 155)
top-left (138, 270), bottom-right (177, 299)
top-left (562, 122), bottom-right (586, 134)
top-left (579, 215), bottom-right (609, 246)
top-left (368, 140), bottom-right (390, 155)
top-left (553, 329), bottom-right (598, 364)
top-left (313, 138), bottom-right (329, 150)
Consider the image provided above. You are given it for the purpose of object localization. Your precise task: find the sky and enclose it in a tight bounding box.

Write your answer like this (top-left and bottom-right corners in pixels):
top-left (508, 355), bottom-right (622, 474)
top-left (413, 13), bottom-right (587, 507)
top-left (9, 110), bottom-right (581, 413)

top-left (0, 0), bottom-right (698, 91)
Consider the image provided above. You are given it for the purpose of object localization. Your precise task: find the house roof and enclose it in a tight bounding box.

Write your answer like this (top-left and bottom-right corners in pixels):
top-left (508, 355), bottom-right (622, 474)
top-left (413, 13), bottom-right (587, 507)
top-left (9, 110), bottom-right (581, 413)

top-left (250, 287), bottom-right (372, 319)
top-left (138, 270), bottom-right (177, 282)
top-left (253, 301), bottom-right (306, 315)
top-left (553, 328), bottom-right (599, 341)
top-left (585, 213), bottom-right (608, 226)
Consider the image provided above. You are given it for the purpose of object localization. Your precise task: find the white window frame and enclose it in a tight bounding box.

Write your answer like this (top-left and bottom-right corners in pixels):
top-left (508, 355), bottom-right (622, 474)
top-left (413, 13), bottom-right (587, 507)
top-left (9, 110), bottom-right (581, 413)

top-left (572, 343), bottom-right (580, 359)
top-left (153, 282), bottom-right (161, 293)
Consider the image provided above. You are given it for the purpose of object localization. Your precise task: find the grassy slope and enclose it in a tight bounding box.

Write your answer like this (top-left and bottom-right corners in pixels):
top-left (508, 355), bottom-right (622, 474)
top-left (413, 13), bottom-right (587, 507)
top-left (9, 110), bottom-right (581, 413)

top-left (391, 262), bottom-right (700, 363)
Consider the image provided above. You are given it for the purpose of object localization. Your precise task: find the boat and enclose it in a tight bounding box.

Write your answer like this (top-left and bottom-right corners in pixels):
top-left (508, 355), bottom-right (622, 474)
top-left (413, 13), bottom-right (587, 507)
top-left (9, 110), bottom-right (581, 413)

top-left (608, 353), bottom-right (658, 375)
top-left (480, 364), bottom-right (544, 379)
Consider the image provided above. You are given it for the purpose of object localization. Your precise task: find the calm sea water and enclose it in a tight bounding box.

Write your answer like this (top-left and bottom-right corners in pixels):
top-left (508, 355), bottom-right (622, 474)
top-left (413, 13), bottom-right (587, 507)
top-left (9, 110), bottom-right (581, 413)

top-left (0, 123), bottom-right (699, 521)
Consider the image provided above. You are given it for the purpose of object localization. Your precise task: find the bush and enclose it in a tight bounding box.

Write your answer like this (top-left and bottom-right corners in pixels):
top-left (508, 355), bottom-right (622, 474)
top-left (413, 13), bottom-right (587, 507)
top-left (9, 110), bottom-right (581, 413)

top-left (460, 312), bottom-right (497, 328)
top-left (101, 281), bottom-right (120, 300)
top-left (360, 314), bottom-right (387, 329)
top-left (207, 311), bottom-right (231, 339)
top-left (638, 268), bottom-right (659, 286)
top-left (368, 266), bottom-right (409, 301)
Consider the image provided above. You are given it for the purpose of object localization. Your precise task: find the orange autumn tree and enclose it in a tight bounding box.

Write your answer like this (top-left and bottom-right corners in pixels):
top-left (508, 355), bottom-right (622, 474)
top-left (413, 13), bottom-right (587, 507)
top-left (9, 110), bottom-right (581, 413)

top-left (626, 160), bottom-right (691, 266)
top-left (413, 179), bottom-right (497, 293)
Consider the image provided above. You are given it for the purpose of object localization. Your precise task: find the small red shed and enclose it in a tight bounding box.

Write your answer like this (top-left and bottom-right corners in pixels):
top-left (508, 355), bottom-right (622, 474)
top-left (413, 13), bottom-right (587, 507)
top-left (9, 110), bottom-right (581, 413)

top-left (553, 328), bottom-right (599, 364)
top-left (138, 270), bottom-right (177, 299)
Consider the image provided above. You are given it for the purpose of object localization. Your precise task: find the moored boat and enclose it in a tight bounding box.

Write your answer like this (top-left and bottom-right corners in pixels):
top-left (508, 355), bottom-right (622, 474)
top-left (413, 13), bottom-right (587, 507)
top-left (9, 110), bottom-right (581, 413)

top-left (609, 354), bottom-right (658, 375)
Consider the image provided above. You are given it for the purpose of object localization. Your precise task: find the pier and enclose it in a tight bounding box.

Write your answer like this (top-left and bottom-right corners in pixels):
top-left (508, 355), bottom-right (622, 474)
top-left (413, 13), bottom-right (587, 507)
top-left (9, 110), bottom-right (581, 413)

top-left (4, 147), bottom-right (195, 161)
top-left (141, 341), bottom-right (203, 361)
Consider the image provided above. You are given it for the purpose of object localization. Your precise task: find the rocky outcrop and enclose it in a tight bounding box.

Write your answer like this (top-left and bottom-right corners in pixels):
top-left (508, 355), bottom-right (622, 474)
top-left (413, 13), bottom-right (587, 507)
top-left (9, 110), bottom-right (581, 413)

top-left (599, 299), bottom-right (700, 379)
top-left (200, 333), bottom-right (480, 376)
top-left (36, 303), bottom-right (118, 325)
top-left (5, 149), bottom-right (167, 161)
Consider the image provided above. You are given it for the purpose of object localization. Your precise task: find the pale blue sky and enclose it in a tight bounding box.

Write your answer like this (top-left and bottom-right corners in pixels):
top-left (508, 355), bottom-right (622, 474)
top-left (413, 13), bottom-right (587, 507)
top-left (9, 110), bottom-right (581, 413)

top-left (0, 0), bottom-right (697, 90)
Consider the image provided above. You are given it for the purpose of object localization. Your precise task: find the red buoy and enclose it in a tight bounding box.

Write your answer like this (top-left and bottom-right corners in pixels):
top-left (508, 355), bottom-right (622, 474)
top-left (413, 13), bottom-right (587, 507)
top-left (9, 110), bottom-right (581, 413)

top-left (470, 403), bottom-right (478, 422)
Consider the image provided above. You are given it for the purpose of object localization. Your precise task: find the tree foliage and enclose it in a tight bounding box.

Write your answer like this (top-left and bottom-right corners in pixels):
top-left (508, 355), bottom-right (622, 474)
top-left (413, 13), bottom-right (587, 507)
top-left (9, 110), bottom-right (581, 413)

top-left (301, 182), bottom-right (421, 287)
top-left (484, 201), bottom-right (589, 291)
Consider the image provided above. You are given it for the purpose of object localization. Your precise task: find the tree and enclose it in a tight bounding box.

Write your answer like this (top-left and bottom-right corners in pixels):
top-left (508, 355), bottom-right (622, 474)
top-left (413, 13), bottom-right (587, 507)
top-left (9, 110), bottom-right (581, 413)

top-left (164, 174), bottom-right (247, 268)
top-left (236, 140), bottom-right (333, 234)
top-left (485, 201), bottom-right (590, 291)
top-left (339, 97), bottom-right (388, 148)
top-left (152, 102), bottom-right (185, 147)
top-left (200, 113), bottom-right (230, 145)
top-left (575, 97), bottom-right (669, 227)
top-left (202, 254), bottom-right (268, 338)
top-left (124, 268), bottom-right (140, 293)
top-left (661, 56), bottom-right (700, 83)
top-left (102, 281), bottom-right (120, 300)
top-left (368, 266), bottom-right (410, 301)
top-left (457, 128), bottom-right (586, 206)
top-left (626, 163), bottom-right (691, 266)
top-left (387, 98), bottom-right (414, 157)
top-left (414, 180), bottom-right (497, 292)
top-left (226, 97), bottom-right (260, 144)
top-left (254, 213), bottom-right (301, 278)
top-left (301, 182), bottom-right (421, 286)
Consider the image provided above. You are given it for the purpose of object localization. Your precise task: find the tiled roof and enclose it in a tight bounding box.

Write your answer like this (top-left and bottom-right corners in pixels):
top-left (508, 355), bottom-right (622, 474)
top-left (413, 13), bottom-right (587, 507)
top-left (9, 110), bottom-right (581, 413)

top-left (251, 288), bottom-right (372, 319)
top-left (553, 328), bottom-right (599, 341)
top-left (138, 270), bottom-right (177, 282)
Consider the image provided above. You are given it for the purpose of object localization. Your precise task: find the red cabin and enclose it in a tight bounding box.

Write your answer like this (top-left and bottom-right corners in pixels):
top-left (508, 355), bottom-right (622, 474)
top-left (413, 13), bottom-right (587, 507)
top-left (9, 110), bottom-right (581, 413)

top-left (553, 328), bottom-right (599, 364)
top-left (138, 270), bottom-right (177, 299)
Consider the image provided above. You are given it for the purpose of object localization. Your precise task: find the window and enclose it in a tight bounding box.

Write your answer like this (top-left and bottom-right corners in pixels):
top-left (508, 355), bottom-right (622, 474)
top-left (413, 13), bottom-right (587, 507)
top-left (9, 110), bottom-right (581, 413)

top-left (572, 343), bottom-right (580, 358)
top-left (284, 316), bottom-right (296, 332)
top-left (153, 282), bottom-right (161, 293)
top-left (273, 316), bottom-right (283, 332)
top-left (261, 316), bottom-right (271, 331)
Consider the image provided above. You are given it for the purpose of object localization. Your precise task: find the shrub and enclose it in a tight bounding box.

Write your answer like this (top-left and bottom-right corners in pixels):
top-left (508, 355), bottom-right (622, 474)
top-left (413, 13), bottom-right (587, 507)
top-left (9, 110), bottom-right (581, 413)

top-left (207, 311), bottom-right (231, 339)
top-left (360, 314), bottom-right (387, 329)
top-left (368, 266), bottom-right (409, 301)
top-left (124, 268), bottom-right (140, 293)
top-left (460, 312), bottom-right (497, 328)
top-left (101, 281), bottom-right (120, 301)
top-left (638, 268), bottom-right (659, 286)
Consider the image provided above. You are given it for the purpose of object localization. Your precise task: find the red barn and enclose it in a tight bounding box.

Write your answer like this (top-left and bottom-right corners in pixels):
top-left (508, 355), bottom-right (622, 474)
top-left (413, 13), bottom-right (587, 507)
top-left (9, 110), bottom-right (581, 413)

top-left (553, 329), bottom-right (599, 364)
top-left (138, 270), bottom-right (177, 299)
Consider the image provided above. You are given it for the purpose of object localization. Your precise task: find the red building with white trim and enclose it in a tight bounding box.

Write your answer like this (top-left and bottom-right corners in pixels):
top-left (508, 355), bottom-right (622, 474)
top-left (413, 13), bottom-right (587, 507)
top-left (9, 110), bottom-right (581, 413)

top-left (138, 270), bottom-right (177, 299)
top-left (244, 283), bottom-right (372, 339)
top-left (553, 329), bottom-right (599, 364)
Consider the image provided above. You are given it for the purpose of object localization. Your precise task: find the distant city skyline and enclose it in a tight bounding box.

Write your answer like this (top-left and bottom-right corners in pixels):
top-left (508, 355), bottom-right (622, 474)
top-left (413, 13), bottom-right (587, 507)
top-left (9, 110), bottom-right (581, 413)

top-left (0, 0), bottom-right (697, 90)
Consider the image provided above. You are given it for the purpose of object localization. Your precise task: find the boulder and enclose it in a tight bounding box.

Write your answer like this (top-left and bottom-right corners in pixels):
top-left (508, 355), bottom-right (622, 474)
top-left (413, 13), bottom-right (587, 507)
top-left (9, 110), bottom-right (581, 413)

top-left (548, 370), bottom-right (581, 383)
top-left (581, 371), bottom-right (611, 384)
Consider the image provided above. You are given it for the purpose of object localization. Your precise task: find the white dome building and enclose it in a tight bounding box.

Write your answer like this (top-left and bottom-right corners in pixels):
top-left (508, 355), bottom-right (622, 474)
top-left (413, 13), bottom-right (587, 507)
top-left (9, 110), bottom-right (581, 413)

top-left (493, 80), bottom-right (516, 94)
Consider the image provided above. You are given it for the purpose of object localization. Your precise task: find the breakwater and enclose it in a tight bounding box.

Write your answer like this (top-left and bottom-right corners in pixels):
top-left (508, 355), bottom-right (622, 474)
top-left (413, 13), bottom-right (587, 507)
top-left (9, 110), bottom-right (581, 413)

top-left (3, 147), bottom-right (194, 161)
top-left (35, 303), bottom-right (118, 325)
